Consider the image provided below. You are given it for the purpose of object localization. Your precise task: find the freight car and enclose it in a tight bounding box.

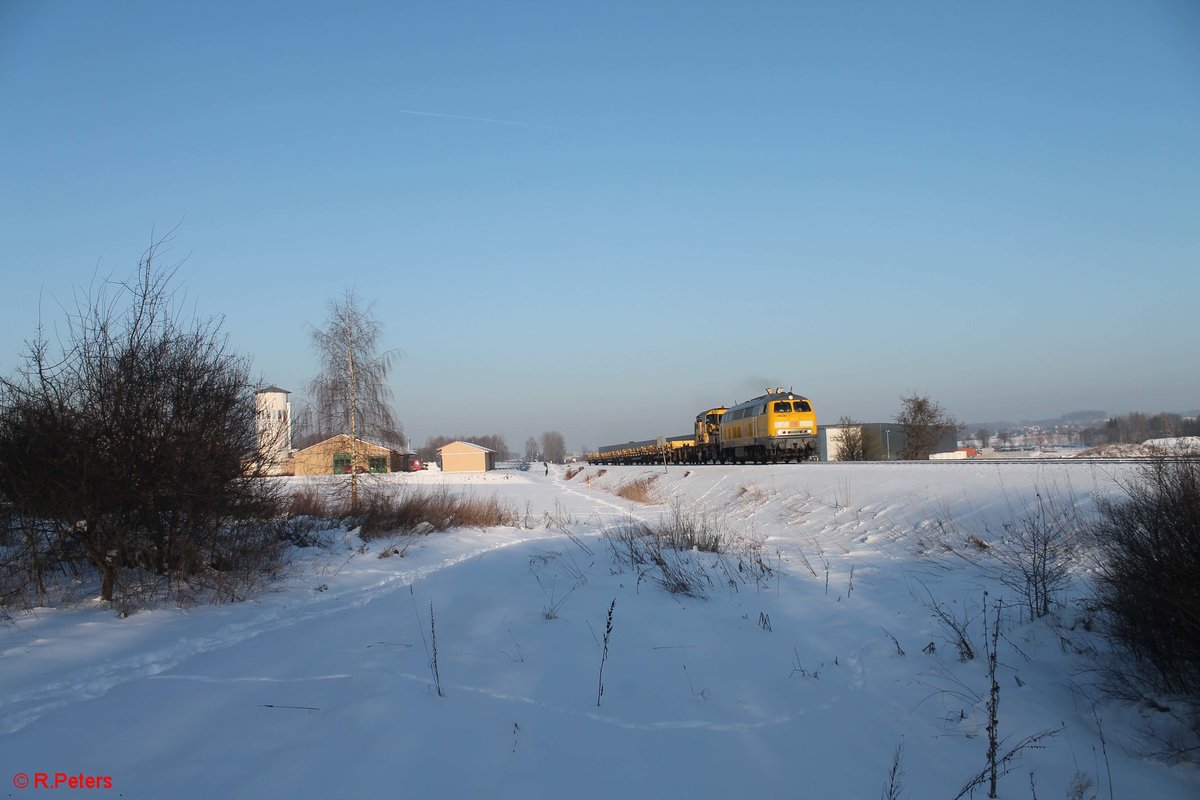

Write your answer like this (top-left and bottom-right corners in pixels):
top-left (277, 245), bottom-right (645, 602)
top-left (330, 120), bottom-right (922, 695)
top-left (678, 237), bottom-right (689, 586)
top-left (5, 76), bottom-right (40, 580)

top-left (594, 435), bottom-right (696, 466)
top-left (589, 388), bottom-right (817, 465)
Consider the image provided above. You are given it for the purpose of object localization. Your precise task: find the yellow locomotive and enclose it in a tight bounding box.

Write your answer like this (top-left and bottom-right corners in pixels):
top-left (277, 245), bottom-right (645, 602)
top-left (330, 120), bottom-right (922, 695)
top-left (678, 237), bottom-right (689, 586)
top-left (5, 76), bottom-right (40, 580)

top-left (717, 388), bottom-right (816, 463)
top-left (589, 387), bottom-right (817, 465)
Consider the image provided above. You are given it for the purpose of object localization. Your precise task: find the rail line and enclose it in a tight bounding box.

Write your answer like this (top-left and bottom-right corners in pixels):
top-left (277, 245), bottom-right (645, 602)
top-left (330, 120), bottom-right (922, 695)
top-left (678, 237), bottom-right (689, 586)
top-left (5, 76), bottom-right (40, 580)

top-left (586, 456), bottom-right (1186, 468)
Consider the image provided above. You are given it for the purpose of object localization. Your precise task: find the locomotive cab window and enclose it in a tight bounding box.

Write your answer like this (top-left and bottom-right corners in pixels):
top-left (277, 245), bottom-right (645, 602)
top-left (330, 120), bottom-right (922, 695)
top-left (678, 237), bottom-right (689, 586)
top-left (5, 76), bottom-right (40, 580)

top-left (794, 400), bottom-right (812, 412)
top-left (773, 401), bottom-right (791, 413)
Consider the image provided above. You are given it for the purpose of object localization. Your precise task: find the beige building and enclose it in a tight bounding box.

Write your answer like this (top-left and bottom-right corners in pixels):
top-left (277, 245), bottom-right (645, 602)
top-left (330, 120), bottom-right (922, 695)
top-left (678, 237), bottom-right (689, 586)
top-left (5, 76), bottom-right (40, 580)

top-left (289, 434), bottom-right (405, 476)
top-left (437, 441), bottom-right (495, 473)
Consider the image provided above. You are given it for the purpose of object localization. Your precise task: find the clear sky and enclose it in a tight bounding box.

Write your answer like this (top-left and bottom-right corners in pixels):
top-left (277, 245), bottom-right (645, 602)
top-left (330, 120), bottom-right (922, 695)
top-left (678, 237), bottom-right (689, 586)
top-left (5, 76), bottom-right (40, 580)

top-left (2, 1), bottom-right (1198, 451)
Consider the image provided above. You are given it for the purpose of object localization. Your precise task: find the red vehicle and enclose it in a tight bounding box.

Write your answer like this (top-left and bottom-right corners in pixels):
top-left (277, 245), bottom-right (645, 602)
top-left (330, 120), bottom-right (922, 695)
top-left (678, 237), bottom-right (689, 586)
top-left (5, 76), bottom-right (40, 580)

top-left (404, 456), bottom-right (424, 472)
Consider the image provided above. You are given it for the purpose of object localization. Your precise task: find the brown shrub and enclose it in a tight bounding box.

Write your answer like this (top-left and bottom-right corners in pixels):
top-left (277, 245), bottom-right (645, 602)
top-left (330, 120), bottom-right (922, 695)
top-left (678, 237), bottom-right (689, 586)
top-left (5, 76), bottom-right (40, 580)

top-left (358, 487), bottom-right (517, 539)
top-left (616, 475), bottom-right (659, 504)
top-left (286, 486), bottom-right (332, 519)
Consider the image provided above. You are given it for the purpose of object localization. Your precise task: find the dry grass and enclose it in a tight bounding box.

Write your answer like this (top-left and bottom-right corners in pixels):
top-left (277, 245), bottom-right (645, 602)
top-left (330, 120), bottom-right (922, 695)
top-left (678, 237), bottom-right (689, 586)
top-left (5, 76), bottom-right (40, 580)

top-left (286, 486), bottom-right (332, 519)
top-left (737, 484), bottom-right (769, 504)
top-left (656, 498), bottom-right (722, 552)
top-left (564, 466), bottom-right (584, 481)
top-left (280, 484), bottom-right (518, 540)
top-left (583, 469), bottom-right (607, 488)
top-left (357, 487), bottom-right (518, 539)
top-left (603, 502), bottom-right (773, 598)
top-left (616, 475), bottom-right (659, 504)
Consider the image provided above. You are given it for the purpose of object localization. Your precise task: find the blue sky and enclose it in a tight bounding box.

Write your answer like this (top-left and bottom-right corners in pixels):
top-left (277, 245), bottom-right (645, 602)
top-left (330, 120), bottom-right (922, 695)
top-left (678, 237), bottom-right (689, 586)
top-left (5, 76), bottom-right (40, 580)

top-left (2, 1), bottom-right (1197, 451)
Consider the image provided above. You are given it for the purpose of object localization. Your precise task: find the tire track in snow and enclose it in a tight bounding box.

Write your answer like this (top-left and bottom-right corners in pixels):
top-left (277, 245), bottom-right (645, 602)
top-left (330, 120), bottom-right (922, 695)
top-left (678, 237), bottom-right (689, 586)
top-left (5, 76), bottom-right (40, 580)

top-left (384, 670), bottom-right (813, 733)
top-left (0, 531), bottom-right (556, 736)
top-left (554, 474), bottom-right (659, 527)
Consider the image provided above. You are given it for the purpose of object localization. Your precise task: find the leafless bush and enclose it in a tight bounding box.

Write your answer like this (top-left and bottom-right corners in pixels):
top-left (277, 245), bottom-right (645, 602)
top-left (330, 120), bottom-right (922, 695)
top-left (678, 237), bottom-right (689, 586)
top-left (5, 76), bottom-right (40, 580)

top-left (1094, 456), bottom-right (1200, 756)
top-left (286, 487), bottom-right (333, 519)
top-left (916, 487), bottom-right (1087, 624)
top-left (994, 490), bottom-right (1086, 622)
top-left (1097, 456), bottom-right (1200, 694)
top-left (564, 466), bottom-right (584, 481)
top-left (276, 487), bottom-right (339, 548)
top-left (0, 234), bottom-right (285, 610)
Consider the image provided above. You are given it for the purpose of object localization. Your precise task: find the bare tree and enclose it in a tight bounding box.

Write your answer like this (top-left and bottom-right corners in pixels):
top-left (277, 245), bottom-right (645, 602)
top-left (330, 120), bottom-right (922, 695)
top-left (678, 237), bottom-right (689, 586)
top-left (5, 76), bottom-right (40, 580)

top-left (976, 428), bottom-right (991, 449)
top-left (308, 291), bottom-right (401, 508)
top-left (895, 393), bottom-right (957, 460)
top-left (835, 416), bottom-right (868, 461)
top-left (540, 431), bottom-right (567, 463)
top-left (524, 437), bottom-right (540, 462)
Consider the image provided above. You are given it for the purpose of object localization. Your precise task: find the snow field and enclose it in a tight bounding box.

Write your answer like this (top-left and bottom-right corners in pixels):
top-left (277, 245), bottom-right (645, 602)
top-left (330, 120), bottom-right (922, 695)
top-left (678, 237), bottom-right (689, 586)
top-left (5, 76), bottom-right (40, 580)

top-left (2, 462), bottom-right (1197, 798)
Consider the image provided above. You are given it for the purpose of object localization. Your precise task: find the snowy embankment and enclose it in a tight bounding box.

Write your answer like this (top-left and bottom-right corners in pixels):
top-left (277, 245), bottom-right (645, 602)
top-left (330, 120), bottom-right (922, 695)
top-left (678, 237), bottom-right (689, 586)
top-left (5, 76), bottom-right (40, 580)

top-left (2, 462), bottom-right (1197, 798)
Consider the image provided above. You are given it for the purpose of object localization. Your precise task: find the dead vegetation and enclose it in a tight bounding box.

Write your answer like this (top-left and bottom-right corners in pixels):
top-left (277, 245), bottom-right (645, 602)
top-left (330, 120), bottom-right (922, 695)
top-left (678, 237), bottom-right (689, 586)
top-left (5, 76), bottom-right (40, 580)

top-left (616, 475), bottom-right (659, 504)
top-left (603, 501), bottom-right (772, 599)
top-left (355, 487), bottom-right (518, 539)
top-left (279, 483), bottom-right (518, 541)
top-left (737, 484), bottom-right (770, 504)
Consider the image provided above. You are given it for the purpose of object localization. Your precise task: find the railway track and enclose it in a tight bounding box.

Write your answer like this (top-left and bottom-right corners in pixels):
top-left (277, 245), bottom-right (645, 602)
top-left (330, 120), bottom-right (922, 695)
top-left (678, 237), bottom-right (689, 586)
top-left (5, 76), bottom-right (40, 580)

top-left (588, 456), bottom-right (1183, 468)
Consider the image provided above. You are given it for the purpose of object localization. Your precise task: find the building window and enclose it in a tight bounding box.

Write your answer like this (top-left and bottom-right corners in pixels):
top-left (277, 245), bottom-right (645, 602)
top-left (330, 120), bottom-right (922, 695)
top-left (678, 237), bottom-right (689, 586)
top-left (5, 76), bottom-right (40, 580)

top-left (368, 456), bottom-right (388, 473)
top-left (333, 453), bottom-right (351, 473)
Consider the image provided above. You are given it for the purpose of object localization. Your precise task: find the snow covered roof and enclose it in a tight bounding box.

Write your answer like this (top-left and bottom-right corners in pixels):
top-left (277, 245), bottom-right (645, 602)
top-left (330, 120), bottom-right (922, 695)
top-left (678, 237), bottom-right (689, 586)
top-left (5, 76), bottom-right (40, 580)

top-left (294, 433), bottom-right (404, 454)
top-left (437, 440), bottom-right (495, 454)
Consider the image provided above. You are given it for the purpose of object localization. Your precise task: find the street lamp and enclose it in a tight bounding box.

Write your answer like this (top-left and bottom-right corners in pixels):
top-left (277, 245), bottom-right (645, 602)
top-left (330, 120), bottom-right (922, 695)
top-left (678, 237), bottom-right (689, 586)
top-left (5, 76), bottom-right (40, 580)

top-left (884, 428), bottom-right (892, 460)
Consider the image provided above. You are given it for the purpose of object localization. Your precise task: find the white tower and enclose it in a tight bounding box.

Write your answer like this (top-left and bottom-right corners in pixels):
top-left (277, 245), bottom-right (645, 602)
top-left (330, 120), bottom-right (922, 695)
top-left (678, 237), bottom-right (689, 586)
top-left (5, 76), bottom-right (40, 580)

top-left (255, 386), bottom-right (293, 474)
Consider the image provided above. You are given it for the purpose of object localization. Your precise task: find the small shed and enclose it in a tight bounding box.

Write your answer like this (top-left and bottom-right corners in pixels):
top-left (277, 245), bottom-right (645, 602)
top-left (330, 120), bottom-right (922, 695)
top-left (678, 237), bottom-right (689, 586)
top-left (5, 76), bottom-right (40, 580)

top-left (290, 434), bottom-right (405, 476)
top-left (438, 441), bottom-right (495, 473)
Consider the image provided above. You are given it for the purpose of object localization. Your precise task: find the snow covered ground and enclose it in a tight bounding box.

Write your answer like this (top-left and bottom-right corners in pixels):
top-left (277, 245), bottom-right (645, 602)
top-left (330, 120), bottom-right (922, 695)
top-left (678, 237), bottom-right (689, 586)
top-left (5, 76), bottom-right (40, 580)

top-left (3, 462), bottom-right (1198, 798)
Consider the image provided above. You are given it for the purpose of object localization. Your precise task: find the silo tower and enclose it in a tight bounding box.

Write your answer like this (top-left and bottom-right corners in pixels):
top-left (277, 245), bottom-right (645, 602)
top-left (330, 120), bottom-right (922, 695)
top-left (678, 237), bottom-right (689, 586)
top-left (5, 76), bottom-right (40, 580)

top-left (255, 386), bottom-right (293, 474)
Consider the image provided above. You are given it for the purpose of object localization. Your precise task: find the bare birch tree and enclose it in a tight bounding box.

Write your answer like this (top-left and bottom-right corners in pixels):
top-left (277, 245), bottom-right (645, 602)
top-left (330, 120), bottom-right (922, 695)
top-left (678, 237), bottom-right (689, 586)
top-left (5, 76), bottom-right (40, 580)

top-left (540, 431), bottom-right (567, 463)
top-left (308, 290), bottom-right (401, 508)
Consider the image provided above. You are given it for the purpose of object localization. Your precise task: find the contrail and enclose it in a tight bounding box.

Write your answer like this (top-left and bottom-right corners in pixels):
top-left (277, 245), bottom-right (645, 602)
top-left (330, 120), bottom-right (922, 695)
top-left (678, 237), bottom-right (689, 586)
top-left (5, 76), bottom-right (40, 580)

top-left (391, 108), bottom-right (654, 144)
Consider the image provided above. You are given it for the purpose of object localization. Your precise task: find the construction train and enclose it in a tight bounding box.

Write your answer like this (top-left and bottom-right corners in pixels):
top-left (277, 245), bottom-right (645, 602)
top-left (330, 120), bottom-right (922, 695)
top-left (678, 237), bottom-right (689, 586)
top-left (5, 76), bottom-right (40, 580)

top-left (588, 388), bottom-right (817, 466)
